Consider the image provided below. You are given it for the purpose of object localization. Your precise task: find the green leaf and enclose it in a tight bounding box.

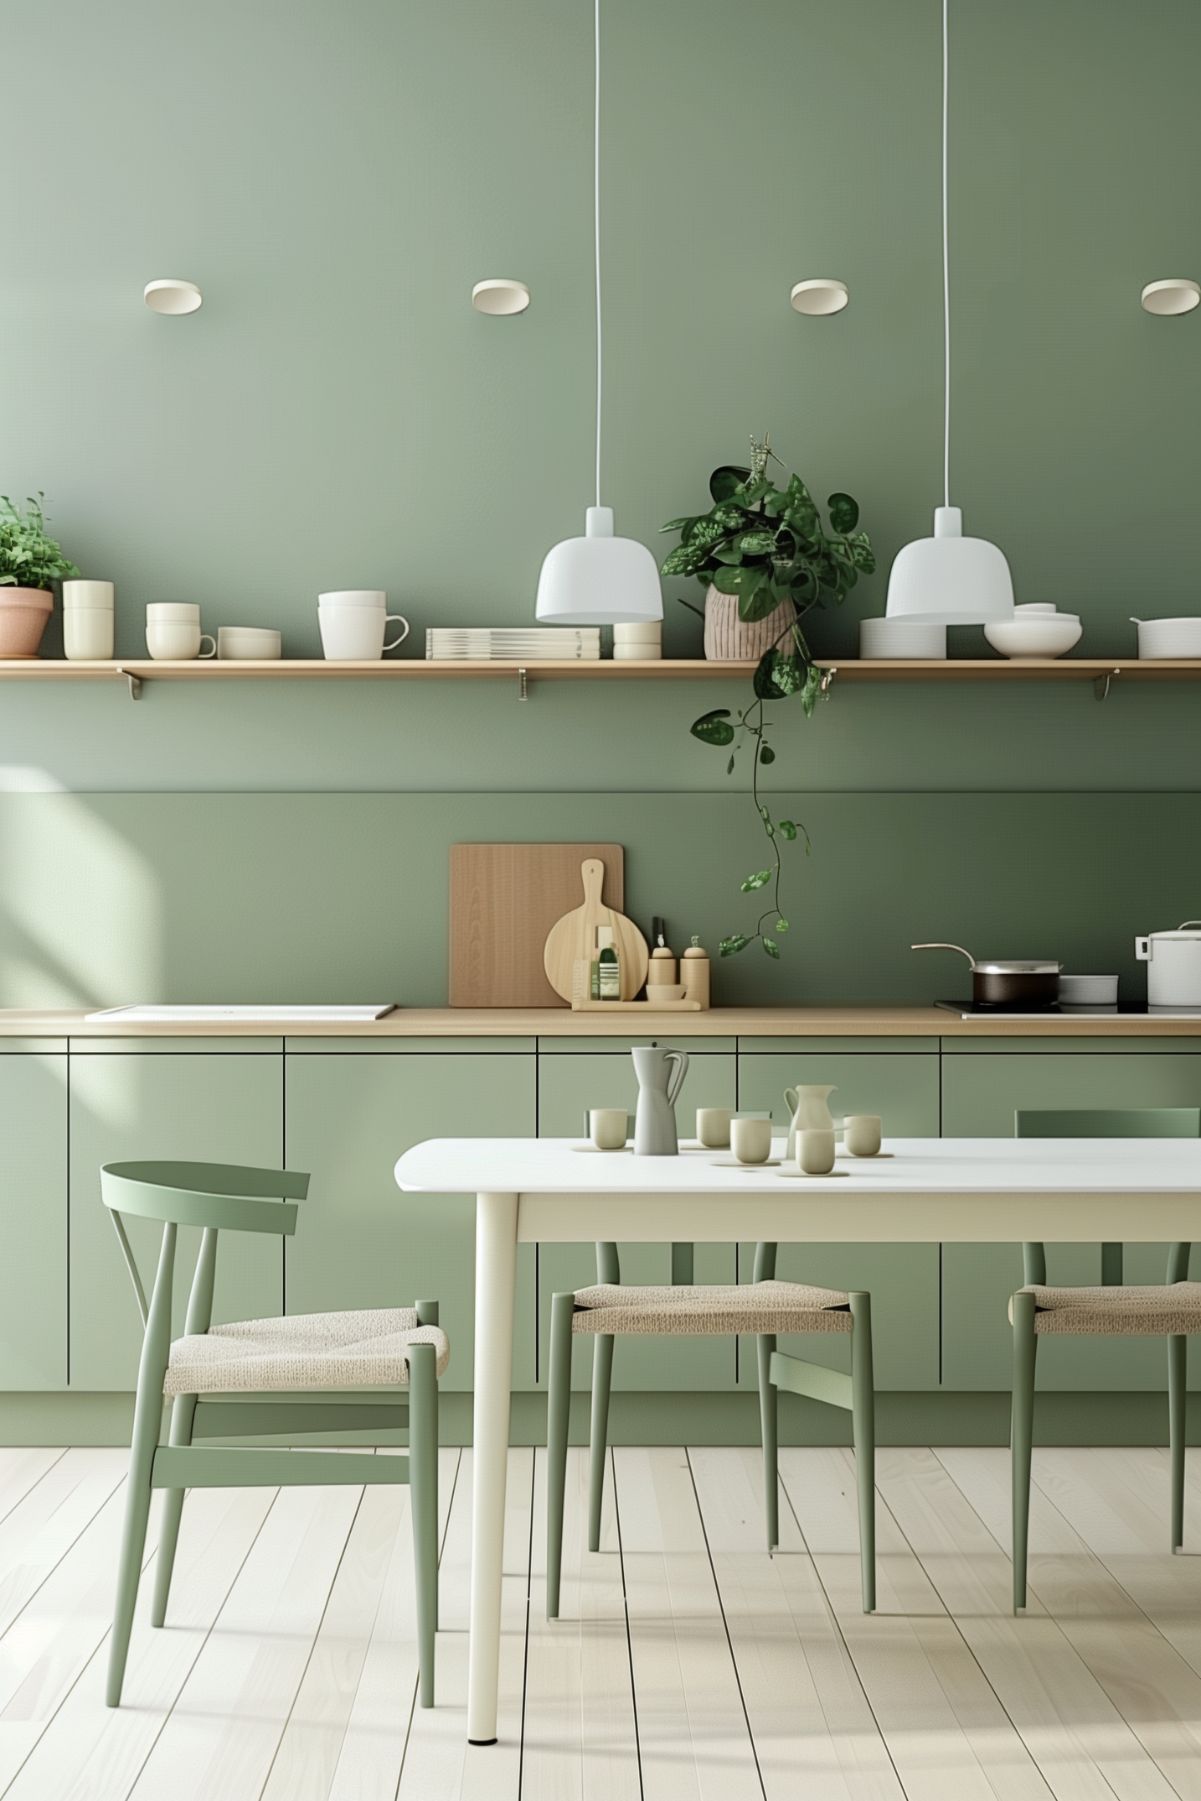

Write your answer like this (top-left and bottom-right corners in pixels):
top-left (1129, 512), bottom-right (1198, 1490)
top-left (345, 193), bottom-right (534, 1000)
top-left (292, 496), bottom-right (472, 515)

top-left (736, 530), bottom-right (777, 555)
top-left (827, 491), bottom-right (859, 533)
top-left (775, 918), bottom-right (790, 932)
top-left (777, 819), bottom-right (799, 840)
top-left (719, 933), bottom-right (750, 957)
top-left (691, 709), bottom-right (736, 747)
top-left (726, 753), bottom-right (735, 774)
top-left (738, 582), bottom-right (782, 623)
top-left (740, 869), bottom-right (772, 891)
top-left (659, 515), bottom-right (696, 535)
top-left (770, 651), bottom-right (806, 695)
top-left (661, 542), bottom-right (707, 577)
top-left (712, 562), bottom-right (759, 596)
top-left (762, 937), bottom-right (781, 959)
top-left (758, 743), bottom-right (775, 765)
top-left (752, 648), bottom-right (785, 699)
top-left (709, 465), bottom-right (750, 504)
top-left (801, 665), bottom-right (822, 718)
top-left (849, 530), bottom-right (876, 573)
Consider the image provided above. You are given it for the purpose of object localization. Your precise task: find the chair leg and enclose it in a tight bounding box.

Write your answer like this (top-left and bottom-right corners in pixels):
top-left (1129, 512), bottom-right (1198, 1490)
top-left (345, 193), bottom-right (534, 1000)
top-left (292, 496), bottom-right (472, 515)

top-left (546, 1292), bottom-right (575, 1619)
top-left (587, 1334), bottom-right (614, 1555)
top-left (106, 1380), bottom-right (163, 1706)
top-left (1021, 1243), bottom-right (1046, 1286)
top-left (1100, 1243), bottom-right (1123, 1287)
top-left (408, 1343), bottom-right (438, 1708)
top-left (416, 1300), bottom-right (440, 1626)
top-left (151, 1392), bottom-right (196, 1628)
top-left (756, 1333), bottom-right (779, 1550)
top-left (1169, 1333), bottom-right (1187, 1552)
top-left (1011, 1290), bottom-right (1038, 1612)
top-left (849, 1293), bottom-right (875, 1614)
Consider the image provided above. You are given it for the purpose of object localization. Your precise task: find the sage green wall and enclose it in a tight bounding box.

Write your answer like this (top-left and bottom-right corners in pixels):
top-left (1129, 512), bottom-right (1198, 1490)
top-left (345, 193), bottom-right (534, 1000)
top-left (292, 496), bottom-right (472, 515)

top-left (3, 1), bottom-right (1200, 1003)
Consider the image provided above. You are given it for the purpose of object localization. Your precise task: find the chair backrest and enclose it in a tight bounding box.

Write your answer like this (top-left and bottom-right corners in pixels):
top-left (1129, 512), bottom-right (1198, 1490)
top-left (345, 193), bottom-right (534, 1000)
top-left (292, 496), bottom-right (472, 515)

top-left (1015, 1108), bottom-right (1201, 1139)
top-left (101, 1160), bottom-right (308, 1337)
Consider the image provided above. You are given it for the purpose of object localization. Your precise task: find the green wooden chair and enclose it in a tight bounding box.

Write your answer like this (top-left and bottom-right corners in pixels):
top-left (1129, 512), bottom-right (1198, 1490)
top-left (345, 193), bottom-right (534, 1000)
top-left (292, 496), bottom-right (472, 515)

top-left (1010, 1107), bottom-right (1200, 1610)
top-left (102, 1160), bottom-right (446, 1708)
top-left (548, 1238), bottom-right (876, 1616)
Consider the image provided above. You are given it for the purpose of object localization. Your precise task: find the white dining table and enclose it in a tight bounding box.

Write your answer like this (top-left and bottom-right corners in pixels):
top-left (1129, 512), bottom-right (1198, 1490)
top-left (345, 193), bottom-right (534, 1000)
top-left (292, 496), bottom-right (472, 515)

top-left (393, 1133), bottom-right (1201, 1743)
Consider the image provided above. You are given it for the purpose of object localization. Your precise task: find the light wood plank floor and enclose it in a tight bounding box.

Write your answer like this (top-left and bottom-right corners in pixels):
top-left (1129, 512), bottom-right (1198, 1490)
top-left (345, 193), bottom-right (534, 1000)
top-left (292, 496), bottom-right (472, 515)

top-left (0, 1444), bottom-right (1198, 1799)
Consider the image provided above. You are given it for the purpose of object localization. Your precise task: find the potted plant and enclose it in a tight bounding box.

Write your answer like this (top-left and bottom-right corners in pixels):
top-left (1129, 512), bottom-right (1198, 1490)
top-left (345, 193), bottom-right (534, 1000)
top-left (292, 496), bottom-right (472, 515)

top-left (0, 493), bottom-right (78, 657)
top-left (660, 436), bottom-right (874, 958)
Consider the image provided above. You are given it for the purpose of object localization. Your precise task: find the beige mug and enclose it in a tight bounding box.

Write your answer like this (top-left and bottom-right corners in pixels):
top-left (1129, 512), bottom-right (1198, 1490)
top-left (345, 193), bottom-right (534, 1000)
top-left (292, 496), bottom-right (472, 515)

top-left (696, 1106), bottom-right (732, 1149)
top-left (798, 1128), bottom-right (837, 1174)
top-left (843, 1114), bottom-right (882, 1157)
top-left (589, 1108), bottom-right (629, 1151)
top-left (730, 1114), bottom-right (772, 1164)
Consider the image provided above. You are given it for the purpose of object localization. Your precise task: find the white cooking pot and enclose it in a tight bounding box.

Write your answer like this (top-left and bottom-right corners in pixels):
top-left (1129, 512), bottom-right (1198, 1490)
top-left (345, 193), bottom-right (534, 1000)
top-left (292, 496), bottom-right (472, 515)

top-left (1135, 921), bottom-right (1201, 1007)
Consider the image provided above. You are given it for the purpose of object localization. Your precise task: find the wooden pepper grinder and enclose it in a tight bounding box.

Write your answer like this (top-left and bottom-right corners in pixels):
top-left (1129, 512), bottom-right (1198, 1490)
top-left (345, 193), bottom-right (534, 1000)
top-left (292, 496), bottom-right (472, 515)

top-left (681, 935), bottom-right (711, 1009)
top-left (646, 918), bottom-right (677, 991)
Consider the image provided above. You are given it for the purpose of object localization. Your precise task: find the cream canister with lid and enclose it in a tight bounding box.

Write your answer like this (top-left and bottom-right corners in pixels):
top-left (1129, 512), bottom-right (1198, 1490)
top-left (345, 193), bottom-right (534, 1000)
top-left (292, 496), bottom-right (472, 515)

top-left (1135, 921), bottom-right (1201, 1007)
top-left (681, 935), bottom-right (710, 1008)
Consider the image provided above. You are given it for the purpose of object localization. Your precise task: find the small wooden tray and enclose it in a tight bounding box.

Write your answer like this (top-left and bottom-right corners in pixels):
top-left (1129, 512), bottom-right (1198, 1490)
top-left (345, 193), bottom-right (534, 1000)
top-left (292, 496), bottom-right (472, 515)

top-left (570, 998), bottom-right (703, 1013)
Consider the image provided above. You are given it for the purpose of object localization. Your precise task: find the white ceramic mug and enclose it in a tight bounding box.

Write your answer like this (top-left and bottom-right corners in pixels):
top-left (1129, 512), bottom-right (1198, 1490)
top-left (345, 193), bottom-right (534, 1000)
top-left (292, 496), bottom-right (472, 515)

top-left (146, 622), bottom-right (216, 660)
top-left (318, 589), bottom-right (389, 610)
top-left (217, 627), bottom-right (282, 660)
top-left (696, 1107), bottom-right (732, 1149)
top-left (589, 1108), bottom-right (629, 1151)
top-left (63, 580), bottom-right (114, 611)
top-left (65, 611), bottom-right (115, 659)
top-left (319, 607), bottom-right (409, 660)
top-left (843, 1114), bottom-right (882, 1157)
top-left (731, 1115), bottom-right (772, 1165)
top-left (147, 602), bottom-right (202, 623)
top-left (798, 1128), bottom-right (837, 1174)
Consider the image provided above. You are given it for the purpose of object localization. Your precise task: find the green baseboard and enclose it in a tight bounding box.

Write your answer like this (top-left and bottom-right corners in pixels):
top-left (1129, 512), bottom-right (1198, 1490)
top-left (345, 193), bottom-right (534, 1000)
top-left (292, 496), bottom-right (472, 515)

top-left (1, 1389), bottom-right (1194, 1449)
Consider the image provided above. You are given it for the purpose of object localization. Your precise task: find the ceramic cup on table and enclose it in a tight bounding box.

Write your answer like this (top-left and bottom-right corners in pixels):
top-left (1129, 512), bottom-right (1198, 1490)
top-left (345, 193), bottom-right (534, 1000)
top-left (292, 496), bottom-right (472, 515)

top-left (589, 1108), bottom-right (629, 1151)
top-left (843, 1114), bottom-right (882, 1157)
top-left (63, 580), bottom-right (114, 612)
top-left (798, 1127), bottom-right (837, 1174)
top-left (696, 1106), bottom-right (732, 1149)
top-left (217, 626), bottom-right (282, 660)
top-left (65, 611), bottom-right (115, 659)
top-left (146, 605), bottom-right (216, 660)
top-left (318, 603), bottom-right (409, 661)
top-left (731, 1114), bottom-right (772, 1165)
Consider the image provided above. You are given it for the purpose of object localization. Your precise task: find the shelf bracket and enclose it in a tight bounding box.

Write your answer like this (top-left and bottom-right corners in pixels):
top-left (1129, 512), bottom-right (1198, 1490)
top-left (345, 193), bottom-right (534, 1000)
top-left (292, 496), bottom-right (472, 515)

top-left (517, 666), bottom-right (529, 701)
top-left (116, 667), bottom-right (143, 701)
top-left (1093, 666), bottom-right (1120, 702)
top-left (819, 665), bottom-right (838, 696)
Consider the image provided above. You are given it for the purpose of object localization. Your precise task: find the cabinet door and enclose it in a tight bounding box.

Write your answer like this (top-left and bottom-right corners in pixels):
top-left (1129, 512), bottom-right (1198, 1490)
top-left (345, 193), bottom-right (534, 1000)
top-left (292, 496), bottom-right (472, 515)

top-left (69, 1053), bottom-right (283, 1390)
top-left (941, 1052), bottom-right (1201, 1390)
top-left (285, 1052), bottom-right (537, 1392)
top-left (736, 1052), bottom-right (941, 1391)
top-left (537, 1050), bottom-right (738, 1390)
top-left (0, 1053), bottom-right (67, 1389)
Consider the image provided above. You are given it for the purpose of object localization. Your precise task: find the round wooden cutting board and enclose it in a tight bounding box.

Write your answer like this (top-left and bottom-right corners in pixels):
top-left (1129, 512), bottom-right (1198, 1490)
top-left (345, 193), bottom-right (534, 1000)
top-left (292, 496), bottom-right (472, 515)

top-left (543, 858), bottom-right (649, 1002)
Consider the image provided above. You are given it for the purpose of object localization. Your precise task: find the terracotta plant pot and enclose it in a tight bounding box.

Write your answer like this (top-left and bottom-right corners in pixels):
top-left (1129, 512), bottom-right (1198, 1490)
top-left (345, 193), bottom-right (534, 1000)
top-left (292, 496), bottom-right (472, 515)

top-left (703, 585), bottom-right (795, 661)
top-left (0, 587), bottom-right (54, 658)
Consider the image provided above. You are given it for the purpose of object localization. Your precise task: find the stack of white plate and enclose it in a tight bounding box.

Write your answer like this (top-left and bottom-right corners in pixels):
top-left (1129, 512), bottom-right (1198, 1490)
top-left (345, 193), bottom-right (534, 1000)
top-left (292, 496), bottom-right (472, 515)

top-left (859, 617), bottom-right (947, 659)
top-left (1131, 617), bottom-right (1201, 658)
top-left (426, 628), bottom-right (600, 660)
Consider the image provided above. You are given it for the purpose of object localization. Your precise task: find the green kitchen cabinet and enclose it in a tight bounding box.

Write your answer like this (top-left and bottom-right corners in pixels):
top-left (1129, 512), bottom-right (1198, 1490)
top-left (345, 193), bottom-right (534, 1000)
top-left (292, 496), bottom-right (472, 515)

top-left (735, 1052), bottom-right (942, 1391)
top-left (536, 1046), bottom-right (739, 1390)
top-left (0, 1052), bottom-right (67, 1388)
top-left (941, 1051), bottom-right (1201, 1390)
top-left (284, 1051), bottom-right (537, 1392)
top-left (68, 1052), bottom-right (283, 1390)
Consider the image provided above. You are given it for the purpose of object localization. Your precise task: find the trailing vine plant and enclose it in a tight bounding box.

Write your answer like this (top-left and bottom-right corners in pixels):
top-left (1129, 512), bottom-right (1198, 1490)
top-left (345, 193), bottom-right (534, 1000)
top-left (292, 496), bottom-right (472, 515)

top-left (660, 436), bottom-right (873, 959)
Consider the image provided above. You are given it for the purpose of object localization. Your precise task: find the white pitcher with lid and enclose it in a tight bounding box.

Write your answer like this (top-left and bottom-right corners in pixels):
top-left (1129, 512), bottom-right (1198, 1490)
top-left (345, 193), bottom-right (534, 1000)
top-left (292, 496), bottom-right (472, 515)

top-left (785, 1084), bottom-right (836, 1162)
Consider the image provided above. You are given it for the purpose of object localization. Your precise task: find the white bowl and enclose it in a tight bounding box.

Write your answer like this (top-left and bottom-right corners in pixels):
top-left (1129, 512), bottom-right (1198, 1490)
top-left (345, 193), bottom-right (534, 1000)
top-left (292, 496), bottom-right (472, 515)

top-left (983, 617), bottom-right (1082, 658)
top-left (1058, 973), bottom-right (1119, 1006)
top-left (1131, 617), bottom-right (1201, 658)
top-left (1014, 603), bottom-right (1058, 615)
top-left (859, 617), bottom-right (947, 659)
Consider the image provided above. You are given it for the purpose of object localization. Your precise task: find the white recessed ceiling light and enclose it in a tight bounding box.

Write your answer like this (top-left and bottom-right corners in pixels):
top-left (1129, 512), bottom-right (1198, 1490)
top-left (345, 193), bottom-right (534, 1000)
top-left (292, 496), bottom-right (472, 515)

top-left (471, 279), bottom-right (530, 315)
top-left (790, 278), bottom-right (849, 316)
top-left (1141, 279), bottom-right (1200, 316)
top-left (144, 279), bottom-right (203, 315)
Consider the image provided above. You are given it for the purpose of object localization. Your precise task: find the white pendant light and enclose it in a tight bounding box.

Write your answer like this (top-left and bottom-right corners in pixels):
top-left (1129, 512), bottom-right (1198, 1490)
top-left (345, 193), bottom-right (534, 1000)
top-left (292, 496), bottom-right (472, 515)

top-left (535, 0), bottom-right (662, 625)
top-left (885, 0), bottom-right (1014, 626)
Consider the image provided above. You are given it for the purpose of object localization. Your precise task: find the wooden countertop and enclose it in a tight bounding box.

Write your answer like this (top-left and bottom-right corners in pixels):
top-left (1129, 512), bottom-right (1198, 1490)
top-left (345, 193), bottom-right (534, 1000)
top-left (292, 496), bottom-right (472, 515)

top-left (2, 1007), bottom-right (1200, 1039)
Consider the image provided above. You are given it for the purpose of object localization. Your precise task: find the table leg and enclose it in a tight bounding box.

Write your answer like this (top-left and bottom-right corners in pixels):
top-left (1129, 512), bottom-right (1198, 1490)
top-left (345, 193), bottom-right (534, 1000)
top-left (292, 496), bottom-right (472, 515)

top-left (468, 1191), bottom-right (519, 1745)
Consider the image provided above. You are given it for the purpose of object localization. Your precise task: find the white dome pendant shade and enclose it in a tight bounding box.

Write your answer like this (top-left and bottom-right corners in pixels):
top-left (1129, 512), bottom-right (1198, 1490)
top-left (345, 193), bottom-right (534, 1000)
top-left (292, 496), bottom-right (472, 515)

top-left (535, 0), bottom-right (663, 628)
top-left (885, 0), bottom-right (1014, 628)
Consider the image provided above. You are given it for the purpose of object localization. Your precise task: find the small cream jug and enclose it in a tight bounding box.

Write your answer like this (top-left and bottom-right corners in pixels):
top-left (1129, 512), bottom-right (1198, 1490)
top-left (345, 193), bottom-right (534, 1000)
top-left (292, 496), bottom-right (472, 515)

top-left (785, 1084), bottom-right (836, 1162)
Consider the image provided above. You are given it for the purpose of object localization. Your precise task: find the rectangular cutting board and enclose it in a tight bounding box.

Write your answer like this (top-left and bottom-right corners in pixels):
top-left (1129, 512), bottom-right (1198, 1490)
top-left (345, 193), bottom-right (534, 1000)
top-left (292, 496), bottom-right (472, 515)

top-left (449, 843), bottom-right (624, 1007)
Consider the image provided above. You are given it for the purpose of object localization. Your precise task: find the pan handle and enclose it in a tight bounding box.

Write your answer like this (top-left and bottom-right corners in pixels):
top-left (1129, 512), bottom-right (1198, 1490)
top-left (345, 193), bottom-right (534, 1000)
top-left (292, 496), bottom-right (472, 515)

top-left (910, 942), bottom-right (976, 968)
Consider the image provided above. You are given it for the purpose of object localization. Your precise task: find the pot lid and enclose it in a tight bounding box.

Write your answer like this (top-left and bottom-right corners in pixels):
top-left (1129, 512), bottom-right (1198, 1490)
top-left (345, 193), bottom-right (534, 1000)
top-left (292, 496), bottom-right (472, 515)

top-left (973, 959), bottom-right (1062, 974)
top-left (1143, 921), bottom-right (1201, 939)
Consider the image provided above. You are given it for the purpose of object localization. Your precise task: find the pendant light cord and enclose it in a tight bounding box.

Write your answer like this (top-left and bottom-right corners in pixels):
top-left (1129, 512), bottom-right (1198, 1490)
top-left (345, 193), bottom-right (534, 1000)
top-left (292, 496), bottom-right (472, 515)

top-left (593, 0), bottom-right (603, 508)
top-left (941, 0), bottom-right (951, 508)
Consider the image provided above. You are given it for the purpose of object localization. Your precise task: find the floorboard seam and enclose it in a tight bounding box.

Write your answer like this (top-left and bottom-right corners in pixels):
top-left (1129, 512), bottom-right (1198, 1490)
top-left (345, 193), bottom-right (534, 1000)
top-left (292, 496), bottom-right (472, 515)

top-left (683, 1446), bottom-right (767, 1801)
top-left (610, 1446), bottom-right (645, 1801)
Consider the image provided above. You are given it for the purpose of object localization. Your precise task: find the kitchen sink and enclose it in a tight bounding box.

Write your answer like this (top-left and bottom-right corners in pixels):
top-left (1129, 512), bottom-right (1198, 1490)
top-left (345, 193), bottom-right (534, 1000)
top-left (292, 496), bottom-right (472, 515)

top-left (85, 1004), bottom-right (397, 1023)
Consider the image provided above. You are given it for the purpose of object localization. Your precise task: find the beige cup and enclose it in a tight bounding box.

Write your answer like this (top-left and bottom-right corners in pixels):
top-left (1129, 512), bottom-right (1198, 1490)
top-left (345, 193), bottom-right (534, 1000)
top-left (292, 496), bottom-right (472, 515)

top-left (731, 1115), bottom-right (772, 1164)
top-left (843, 1114), bottom-right (882, 1157)
top-left (64, 610), bottom-right (115, 660)
top-left (589, 1108), bottom-right (628, 1151)
top-left (696, 1106), bottom-right (732, 1149)
top-left (798, 1128), bottom-right (837, 1174)
top-left (146, 622), bottom-right (216, 660)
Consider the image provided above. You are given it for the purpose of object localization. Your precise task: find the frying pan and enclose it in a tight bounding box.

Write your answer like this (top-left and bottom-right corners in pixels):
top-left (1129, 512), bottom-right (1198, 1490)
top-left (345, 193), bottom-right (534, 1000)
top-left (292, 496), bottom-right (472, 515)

top-left (911, 942), bottom-right (1062, 1009)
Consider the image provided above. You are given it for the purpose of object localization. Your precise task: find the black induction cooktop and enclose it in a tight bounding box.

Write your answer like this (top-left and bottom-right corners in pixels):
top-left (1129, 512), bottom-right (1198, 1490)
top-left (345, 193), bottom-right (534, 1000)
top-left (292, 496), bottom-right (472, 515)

top-left (936, 1000), bottom-right (1201, 1019)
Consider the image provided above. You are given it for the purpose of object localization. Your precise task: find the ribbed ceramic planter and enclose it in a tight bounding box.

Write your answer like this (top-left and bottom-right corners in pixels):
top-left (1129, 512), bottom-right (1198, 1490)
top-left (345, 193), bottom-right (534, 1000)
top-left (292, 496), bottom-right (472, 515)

top-left (703, 586), bottom-right (794, 661)
top-left (0, 587), bottom-right (53, 658)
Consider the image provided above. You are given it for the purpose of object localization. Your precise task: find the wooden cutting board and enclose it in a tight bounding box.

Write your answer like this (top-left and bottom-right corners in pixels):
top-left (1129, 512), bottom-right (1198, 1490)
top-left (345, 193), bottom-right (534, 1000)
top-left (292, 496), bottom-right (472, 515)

top-left (449, 843), bottom-right (625, 1007)
top-left (543, 857), bottom-right (649, 1002)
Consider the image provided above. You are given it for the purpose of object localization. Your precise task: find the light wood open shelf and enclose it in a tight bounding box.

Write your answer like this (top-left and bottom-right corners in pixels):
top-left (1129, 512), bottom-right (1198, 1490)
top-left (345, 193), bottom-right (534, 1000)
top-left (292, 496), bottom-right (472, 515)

top-left (1, 655), bottom-right (1198, 690)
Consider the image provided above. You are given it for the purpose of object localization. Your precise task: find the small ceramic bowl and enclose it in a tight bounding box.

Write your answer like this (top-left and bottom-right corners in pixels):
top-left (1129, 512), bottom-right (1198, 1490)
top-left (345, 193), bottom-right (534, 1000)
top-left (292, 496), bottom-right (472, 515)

top-left (648, 984), bottom-right (686, 1003)
top-left (983, 616), bottom-right (1082, 658)
top-left (1058, 973), bottom-right (1119, 1006)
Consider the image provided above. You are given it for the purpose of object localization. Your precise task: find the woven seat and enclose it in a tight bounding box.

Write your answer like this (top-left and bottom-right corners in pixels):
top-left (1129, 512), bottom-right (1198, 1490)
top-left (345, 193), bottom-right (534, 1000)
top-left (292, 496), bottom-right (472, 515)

top-left (164, 1307), bottom-right (451, 1396)
top-left (569, 1279), bottom-right (853, 1337)
top-left (1014, 1282), bottom-right (1201, 1336)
